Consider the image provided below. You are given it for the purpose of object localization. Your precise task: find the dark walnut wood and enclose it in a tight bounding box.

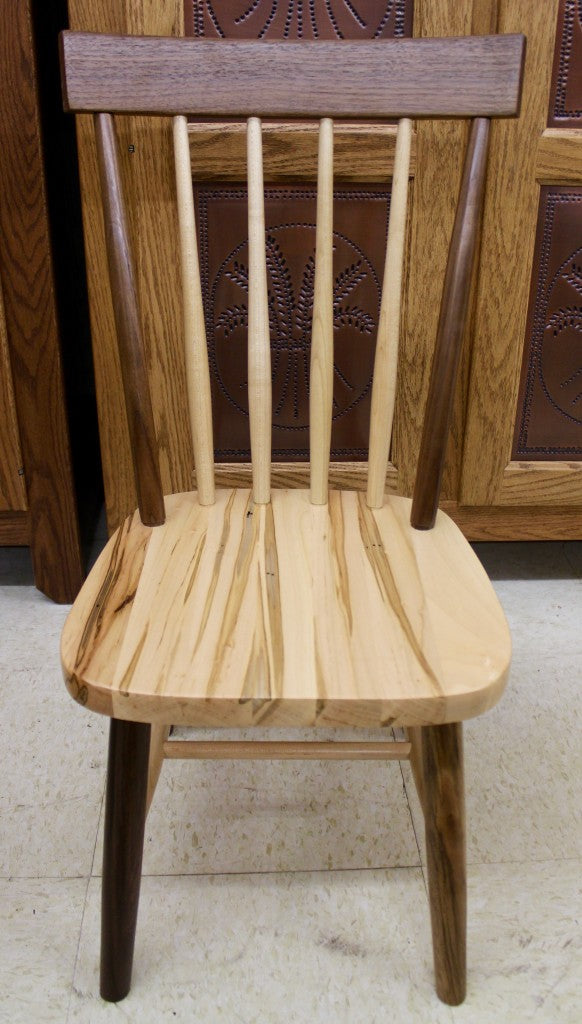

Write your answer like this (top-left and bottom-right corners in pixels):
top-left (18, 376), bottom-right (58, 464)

top-left (411, 118), bottom-right (491, 530)
top-left (60, 32), bottom-right (525, 119)
top-left (94, 113), bottom-right (165, 527)
top-left (422, 723), bottom-right (466, 1006)
top-left (0, 0), bottom-right (83, 602)
top-left (101, 719), bottom-right (151, 1003)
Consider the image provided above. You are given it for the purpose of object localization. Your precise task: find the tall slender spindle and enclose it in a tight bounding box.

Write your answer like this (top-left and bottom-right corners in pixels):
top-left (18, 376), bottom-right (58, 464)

top-left (173, 115), bottom-right (215, 505)
top-left (367, 117), bottom-right (412, 509)
top-left (247, 117), bottom-right (271, 504)
top-left (310, 117), bottom-right (334, 505)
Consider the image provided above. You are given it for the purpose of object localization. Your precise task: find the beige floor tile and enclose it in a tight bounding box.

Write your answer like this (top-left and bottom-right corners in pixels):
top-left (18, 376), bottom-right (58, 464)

top-left (403, 576), bottom-right (582, 866)
top-left (0, 878), bottom-right (86, 1024)
top-left (0, 588), bottom-right (107, 877)
top-left (91, 727), bottom-right (420, 877)
top-left (69, 870), bottom-right (452, 1024)
top-left (451, 860), bottom-right (582, 1023)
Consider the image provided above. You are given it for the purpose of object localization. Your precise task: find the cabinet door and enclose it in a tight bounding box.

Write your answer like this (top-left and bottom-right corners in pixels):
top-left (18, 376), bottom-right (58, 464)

top-left (461, 0), bottom-right (582, 524)
top-left (0, 283), bottom-right (27, 512)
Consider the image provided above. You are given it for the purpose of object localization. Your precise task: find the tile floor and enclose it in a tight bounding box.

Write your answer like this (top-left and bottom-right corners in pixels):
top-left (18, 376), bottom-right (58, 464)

top-left (0, 539), bottom-right (580, 1022)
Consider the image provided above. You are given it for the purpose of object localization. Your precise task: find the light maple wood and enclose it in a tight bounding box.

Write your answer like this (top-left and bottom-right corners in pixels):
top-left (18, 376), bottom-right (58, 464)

top-left (187, 122), bottom-right (417, 183)
top-left (163, 740), bottom-right (410, 760)
top-left (310, 118), bottom-right (334, 505)
top-left (247, 118), bottom-right (271, 505)
top-left (146, 723), bottom-right (169, 813)
top-left (61, 488), bottom-right (511, 728)
top-left (246, 118), bottom-right (272, 503)
top-left (60, 32), bottom-right (524, 119)
top-left (173, 114), bottom-right (214, 505)
top-left (367, 117), bottom-right (412, 509)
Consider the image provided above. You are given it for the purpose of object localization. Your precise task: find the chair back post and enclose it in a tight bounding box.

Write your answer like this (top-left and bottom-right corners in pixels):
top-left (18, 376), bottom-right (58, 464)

top-left (410, 116), bottom-right (490, 530)
top-left (93, 111), bottom-right (165, 527)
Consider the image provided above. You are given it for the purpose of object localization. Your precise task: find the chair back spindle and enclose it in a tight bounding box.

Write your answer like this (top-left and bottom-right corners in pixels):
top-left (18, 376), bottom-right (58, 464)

top-left (366, 117), bottom-right (412, 509)
top-left (310, 118), bottom-right (334, 505)
top-left (173, 115), bottom-right (215, 505)
top-left (247, 117), bottom-right (272, 505)
top-left (94, 111), bottom-right (165, 527)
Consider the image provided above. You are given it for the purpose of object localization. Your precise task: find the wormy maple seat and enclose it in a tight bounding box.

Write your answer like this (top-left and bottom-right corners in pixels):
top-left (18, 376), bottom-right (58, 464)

top-left (59, 30), bottom-right (524, 1006)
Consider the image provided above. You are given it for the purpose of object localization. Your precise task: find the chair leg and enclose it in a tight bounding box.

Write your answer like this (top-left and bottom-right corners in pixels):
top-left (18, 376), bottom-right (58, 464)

top-left (100, 718), bottom-right (151, 1002)
top-left (422, 722), bottom-right (466, 1006)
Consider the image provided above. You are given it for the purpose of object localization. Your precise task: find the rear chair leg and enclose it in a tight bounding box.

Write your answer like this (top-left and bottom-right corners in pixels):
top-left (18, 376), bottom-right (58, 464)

top-left (101, 719), bottom-right (151, 1002)
top-left (422, 722), bottom-right (466, 1005)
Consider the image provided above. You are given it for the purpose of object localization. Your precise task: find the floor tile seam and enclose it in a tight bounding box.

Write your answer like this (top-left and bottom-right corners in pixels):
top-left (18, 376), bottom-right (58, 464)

top-left (398, 759), bottom-right (427, 892)
top-left (65, 872), bottom-right (93, 1024)
top-left (464, 853), bottom-right (582, 869)
top-left (88, 864), bottom-right (427, 882)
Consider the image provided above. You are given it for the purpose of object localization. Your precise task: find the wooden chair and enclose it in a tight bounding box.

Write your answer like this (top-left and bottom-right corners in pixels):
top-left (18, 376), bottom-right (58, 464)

top-left (59, 31), bottom-right (525, 1006)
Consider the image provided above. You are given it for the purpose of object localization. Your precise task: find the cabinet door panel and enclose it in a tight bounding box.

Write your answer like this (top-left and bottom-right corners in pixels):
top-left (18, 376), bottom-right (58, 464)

top-left (0, 284), bottom-right (27, 511)
top-left (461, 0), bottom-right (582, 509)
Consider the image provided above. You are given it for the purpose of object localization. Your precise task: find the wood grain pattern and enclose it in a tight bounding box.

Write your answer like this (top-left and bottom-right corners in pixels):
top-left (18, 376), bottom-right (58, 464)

top-left (536, 128), bottom-right (582, 184)
top-left (0, 0), bottom-right (82, 599)
top-left (0, 511), bottom-right (30, 545)
top-left (146, 723), bottom-right (169, 814)
top-left (187, 122), bottom-right (417, 183)
top-left (310, 118), bottom-right (334, 505)
top-left (460, 0), bottom-right (558, 506)
top-left (0, 283), bottom-right (26, 511)
top-left (498, 461), bottom-right (582, 505)
top-left (61, 488), bottom-right (511, 727)
top-left (247, 118), bottom-right (271, 504)
top-left (394, 0), bottom-right (472, 503)
top-left (163, 740), bottom-right (410, 760)
top-left (423, 722), bottom-right (466, 1005)
top-left (367, 117), bottom-right (412, 509)
top-left (411, 118), bottom-right (490, 529)
top-left (173, 114), bottom-right (215, 505)
top-left (60, 32), bottom-right (524, 118)
top-left (94, 113), bottom-right (165, 526)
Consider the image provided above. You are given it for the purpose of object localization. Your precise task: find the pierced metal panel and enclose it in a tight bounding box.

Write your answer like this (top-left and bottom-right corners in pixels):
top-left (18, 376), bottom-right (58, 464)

top-left (513, 187), bottom-right (582, 459)
top-left (197, 185), bottom-right (390, 461)
top-left (185, 1), bottom-right (413, 40)
top-left (548, 0), bottom-right (582, 127)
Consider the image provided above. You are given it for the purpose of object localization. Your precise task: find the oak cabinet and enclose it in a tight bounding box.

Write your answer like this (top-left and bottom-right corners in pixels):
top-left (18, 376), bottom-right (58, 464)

top-left (0, 0), bottom-right (83, 602)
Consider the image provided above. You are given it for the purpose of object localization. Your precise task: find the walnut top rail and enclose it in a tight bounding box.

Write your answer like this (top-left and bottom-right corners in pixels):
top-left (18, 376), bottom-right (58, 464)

top-left (60, 32), bottom-right (525, 120)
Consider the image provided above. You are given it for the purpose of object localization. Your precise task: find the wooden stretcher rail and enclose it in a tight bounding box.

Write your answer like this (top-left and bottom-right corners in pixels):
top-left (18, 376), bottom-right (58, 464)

top-left (162, 740), bottom-right (412, 761)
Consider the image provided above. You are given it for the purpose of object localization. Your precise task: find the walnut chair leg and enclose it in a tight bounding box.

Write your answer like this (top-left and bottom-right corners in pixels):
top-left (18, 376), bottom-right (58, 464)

top-left (422, 722), bottom-right (466, 1006)
top-left (100, 719), bottom-right (151, 1002)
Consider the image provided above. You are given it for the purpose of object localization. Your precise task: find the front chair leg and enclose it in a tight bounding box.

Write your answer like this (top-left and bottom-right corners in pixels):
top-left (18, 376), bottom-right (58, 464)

top-left (101, 718), bottom-right (151, 1002)
top-left (422, 722), bottom-right (466, 1006)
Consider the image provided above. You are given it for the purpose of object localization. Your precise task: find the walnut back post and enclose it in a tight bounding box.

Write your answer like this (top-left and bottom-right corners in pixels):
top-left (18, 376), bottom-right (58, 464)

top-left (94, 112), bottom-right (164, 527)
top-left (411, 118), bottom-right (491, 529)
